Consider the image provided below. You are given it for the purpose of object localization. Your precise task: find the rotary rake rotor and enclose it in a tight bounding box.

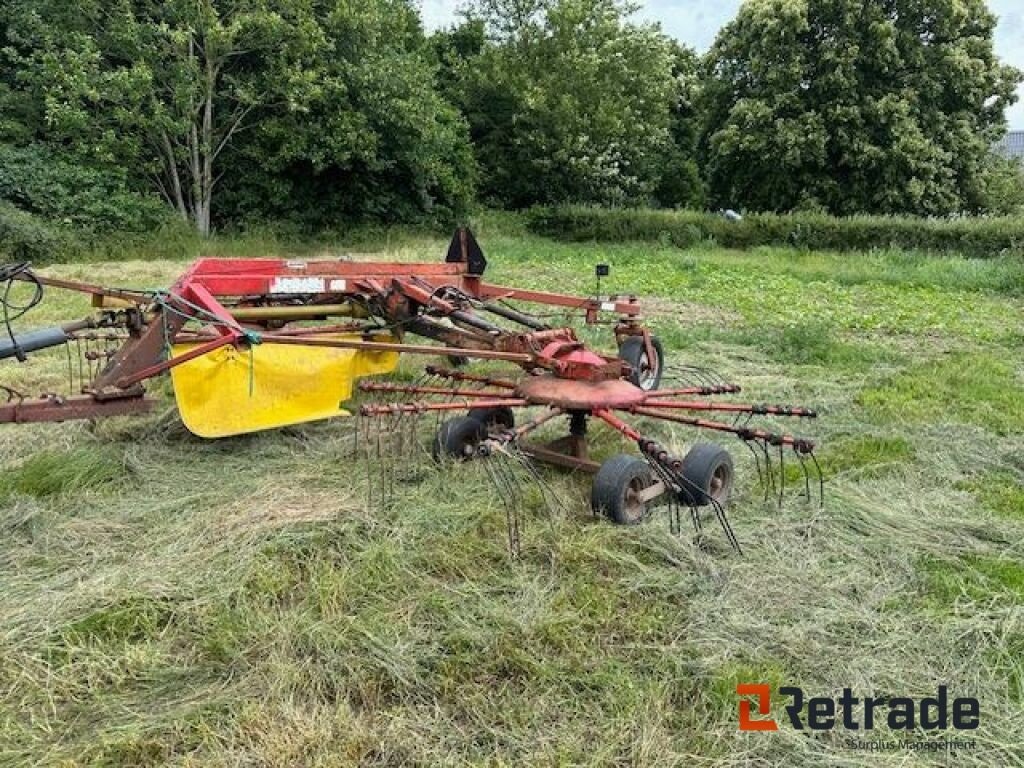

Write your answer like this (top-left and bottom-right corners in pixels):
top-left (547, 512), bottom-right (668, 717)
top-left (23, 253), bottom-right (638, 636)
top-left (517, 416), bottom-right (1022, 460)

top-left (357, 332), bottom-right (823, 556)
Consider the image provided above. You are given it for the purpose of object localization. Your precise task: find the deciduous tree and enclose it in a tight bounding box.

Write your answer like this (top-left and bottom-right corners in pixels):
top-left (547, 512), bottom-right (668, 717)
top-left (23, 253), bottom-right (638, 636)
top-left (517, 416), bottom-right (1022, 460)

top-left (440, 0), bottom-right (678, 207)
top-left (700, 0), bottom-right (1021, 215)
top-left (2, 0), bottom-right (473, 234)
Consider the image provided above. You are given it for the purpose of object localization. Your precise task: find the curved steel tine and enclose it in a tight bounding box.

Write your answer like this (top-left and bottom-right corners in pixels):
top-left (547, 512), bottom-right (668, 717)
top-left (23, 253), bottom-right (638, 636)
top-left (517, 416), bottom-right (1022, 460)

top-left (64, 337), bottom-right (74, 393)
top-left (386, 413), bottom-right (398, 501)
top-left (393, 408), bottom-right (406, 461)
top-left (482, 459), bottom-right (506, 547)
top-left (510, 449), bottom-right (568, 517)
top-left (760, 439), bottom-right (775, 502)
top-left (810, 450), bottom-right (825, 509)
top-left (400, 407), bottom-right (415, 465)
top-left (689, 505), bottom-right (702, 542)
top-left (710, 497), bottom-right (742, 555)
top-left (744, 439), bottom-right (764, 489)
top-left (485, 450), bottom-right (525, 557)
top-left (651, 454), bottom-right (742, 555)
top-left (499, 457), bottom-right (524, 557)
top-left (777, 443), bottom-right (785, 508)
top-left (76, 337), bottom-right (85, 389)
top-left (663, 365), bottom-right (700, 389)
top-left (356, 411), bottom-right (365, 496)
top-left (685, 366), bottom-right (714, 387)
top-left (644, 457), bottom-right (683, 537)
top-left (796, 448), bottom-right (811, 502)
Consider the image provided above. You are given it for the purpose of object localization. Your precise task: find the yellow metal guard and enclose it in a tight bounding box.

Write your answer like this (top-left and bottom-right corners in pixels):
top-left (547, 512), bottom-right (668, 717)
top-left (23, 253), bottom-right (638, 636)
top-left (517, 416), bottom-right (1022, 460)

top-left (170, 335), bottom-right (399, 438)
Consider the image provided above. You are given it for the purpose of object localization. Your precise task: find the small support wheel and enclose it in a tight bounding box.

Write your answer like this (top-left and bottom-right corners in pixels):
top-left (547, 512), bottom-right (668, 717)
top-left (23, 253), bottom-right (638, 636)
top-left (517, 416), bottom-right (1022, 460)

top-left (591, 454), bottom-right (660, 525)
top-left (432, 416), bottom-right (486, 461)
top-left (678, 443), bottom-right (734, 506)
top-left (618, 335), bottom-right (665, 391)
top-left (468, 406), bottom-right (515, 430)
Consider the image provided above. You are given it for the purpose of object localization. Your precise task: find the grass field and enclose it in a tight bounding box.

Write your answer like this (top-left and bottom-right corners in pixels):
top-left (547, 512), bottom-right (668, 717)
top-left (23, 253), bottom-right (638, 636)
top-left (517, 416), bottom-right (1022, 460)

top-left (1, 222), bottom-right (1023, 766)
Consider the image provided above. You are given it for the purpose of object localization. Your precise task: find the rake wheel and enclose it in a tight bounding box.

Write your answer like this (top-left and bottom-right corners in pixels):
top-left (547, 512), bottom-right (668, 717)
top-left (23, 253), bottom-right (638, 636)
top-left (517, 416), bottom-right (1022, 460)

top-left (468, 406), bottom-right (516, 430)
top-left (592, 454), bottom-right (660, 525)
top-left (678, 443), bottom-right (735, 506)
top-left (618, 335), bottom-right (665, 391)
top-left (432, 416), bottom-right (486, 461)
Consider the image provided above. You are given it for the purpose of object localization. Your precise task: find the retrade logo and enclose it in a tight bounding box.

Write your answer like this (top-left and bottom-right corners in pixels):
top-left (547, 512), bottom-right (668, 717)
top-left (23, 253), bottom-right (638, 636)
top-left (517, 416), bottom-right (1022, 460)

top-left (737, 683), bottom-right (778, 731)
top-left (736, 684), bottom-right (980, 732)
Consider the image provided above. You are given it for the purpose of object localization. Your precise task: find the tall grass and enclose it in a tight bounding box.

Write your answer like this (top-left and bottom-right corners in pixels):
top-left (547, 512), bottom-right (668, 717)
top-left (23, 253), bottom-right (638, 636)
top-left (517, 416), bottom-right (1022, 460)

top-left (0, 230), bottom-right (1022, 765)
top-left (527, 206), bottom-right (1024, 258)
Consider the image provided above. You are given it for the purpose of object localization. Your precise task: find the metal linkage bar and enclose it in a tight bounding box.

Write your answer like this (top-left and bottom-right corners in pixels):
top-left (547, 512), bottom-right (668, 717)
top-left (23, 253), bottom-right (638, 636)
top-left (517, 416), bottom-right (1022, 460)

top-left (508, 406), bottom-right (564, 440)
top-left (357, 382), bottom-right (512, 399)
top-left (592, 408), bottom-right (644, 441)
top-left (359, 398), bottom-right (528, 416)
top-left (636, 400), bottom-right (817, 418)
top-left (476, 283), bottom-right (643, 322)
top-left (629, 406), bottom-right (816, 453)
top-left (115, 334), bottom-right (235, 389)
top-left (259, 335), bottom-right (533, 363)
top-left (423, 365), bottom-right (519, 390)
top-left (0, 394), bottom-right (153, 423)
top-left (644, 384), bottom-right (742, 397)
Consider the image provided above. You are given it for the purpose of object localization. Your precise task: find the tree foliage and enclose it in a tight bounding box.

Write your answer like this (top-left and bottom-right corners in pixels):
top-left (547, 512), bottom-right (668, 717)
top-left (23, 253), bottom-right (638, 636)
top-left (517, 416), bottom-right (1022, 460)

top-left (219, 0), bottom-right (475, 226)
top-left (699, 0), bottom-right (1022, 215)
top-left (653, 41), bottom-right (704, 208)
top-left (0, 144), bottom-right (166, 231)
top-left (436, 0), bottom-right (683, 208)
top-left (1, 0), bottom-right (473, 234)
top-left (0, 0), bottom-right (1021, 242)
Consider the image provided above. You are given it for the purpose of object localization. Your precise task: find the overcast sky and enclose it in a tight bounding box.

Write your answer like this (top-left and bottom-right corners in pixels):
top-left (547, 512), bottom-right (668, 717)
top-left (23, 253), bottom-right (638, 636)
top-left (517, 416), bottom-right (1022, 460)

top-left (420, 0), bottom-right (1024, 129)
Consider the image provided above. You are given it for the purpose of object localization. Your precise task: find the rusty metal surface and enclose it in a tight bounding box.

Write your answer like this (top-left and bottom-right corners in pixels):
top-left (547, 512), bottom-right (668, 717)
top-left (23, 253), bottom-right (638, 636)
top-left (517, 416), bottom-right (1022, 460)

top-left (7, 230), bottom-right (730, 450)
top-left (262, 335), bottom-right (532, 363)
top-left (519, 443), bottom-right (600, 473)
top-left (0, 394), bottom-right (154, 423)
top-left (515, 375), bottom-right (646, 410)
top-left (360, 398), bottom-right (529, 416)
top-left (91, 309), bottom-right (184, 397)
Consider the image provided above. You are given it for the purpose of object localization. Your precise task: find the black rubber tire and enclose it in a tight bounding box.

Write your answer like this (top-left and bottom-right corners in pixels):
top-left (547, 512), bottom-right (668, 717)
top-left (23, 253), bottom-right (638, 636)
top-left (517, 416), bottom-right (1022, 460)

top-left (591, 454), bottom-right (659, 525)
top-left (432, 416), bottom-right (486, 461)
top-left (678, 443), bottom-right (734, 506)
top-left (468, 406), bottom-right (516, 430)
top-left (618, 335), bottom-right (665, 391)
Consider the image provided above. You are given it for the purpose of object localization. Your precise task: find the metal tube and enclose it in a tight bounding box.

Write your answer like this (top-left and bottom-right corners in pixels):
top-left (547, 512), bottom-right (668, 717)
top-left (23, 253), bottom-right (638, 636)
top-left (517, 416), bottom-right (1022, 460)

top-left (260, 334), bottom-right (533, 363)
top-left (629, 406), bottom-right (816, 451)
top-left (228, 303), bottom-right (367, 320)
top-left (357, 382), bottom-right (513, 399)
top-left (449, 308), bottom-right (503, 334)
top-left (423, 365), bottom-right (518, 390)
top-left (480, 301), bottom-right (550, 330)
top-left (0, 394), bottom-right (154, 423)
top-left (638, 399), bottom-right (817, 418)
top-left (359, 398), bottom-right (528, 415)
top-left (0, 318), bottom-right (94, 361)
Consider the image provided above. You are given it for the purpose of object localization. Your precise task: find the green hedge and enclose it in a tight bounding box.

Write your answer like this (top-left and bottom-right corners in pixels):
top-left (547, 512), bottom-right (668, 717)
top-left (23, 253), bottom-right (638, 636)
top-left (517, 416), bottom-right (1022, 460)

top-left (0, 201), bottom-right (75, 263)
top-left (526, 207), bottom-right (1024, 258)
top-left (0, 144), bottom-right (168, 234)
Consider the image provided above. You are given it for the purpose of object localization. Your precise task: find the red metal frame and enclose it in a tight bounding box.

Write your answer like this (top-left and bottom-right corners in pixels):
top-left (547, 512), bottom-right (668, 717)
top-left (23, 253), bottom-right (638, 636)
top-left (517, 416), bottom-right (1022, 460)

top-left (1, 229), bottom-right (654, 425)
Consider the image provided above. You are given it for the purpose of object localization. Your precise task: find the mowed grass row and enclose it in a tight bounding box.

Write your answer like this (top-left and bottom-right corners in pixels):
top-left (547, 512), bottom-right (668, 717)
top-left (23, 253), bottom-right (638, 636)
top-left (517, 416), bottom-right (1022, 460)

top-left (0, 232), bottom-right (1022, 766)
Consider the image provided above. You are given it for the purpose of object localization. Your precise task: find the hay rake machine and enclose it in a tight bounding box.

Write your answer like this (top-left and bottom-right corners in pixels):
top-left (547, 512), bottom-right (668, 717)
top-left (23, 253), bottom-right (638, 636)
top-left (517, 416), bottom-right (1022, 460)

top-left (1, 229), bottom-right (822, 553)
